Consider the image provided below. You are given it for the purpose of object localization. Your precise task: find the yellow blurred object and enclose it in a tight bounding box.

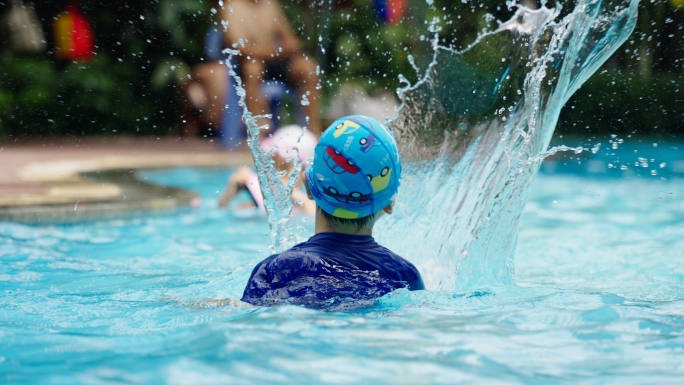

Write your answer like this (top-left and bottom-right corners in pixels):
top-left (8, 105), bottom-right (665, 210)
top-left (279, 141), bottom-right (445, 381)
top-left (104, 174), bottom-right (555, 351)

top-left (670, 0), bottom-right (684, 9)
top-left (53, 11), bottom-right (72, 61)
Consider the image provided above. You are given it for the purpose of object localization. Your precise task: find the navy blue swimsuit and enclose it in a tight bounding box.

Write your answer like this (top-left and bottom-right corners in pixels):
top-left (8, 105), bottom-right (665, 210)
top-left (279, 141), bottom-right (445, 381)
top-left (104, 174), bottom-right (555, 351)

top-left (241, 232), bottom-right (424, 309)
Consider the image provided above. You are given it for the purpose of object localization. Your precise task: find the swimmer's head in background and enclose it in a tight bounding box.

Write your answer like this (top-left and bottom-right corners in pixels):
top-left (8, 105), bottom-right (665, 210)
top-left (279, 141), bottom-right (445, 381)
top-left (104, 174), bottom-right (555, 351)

top-left (305, 115), bottom-right (401, 219)
top-left (261, 125), bottom-right (318, 166)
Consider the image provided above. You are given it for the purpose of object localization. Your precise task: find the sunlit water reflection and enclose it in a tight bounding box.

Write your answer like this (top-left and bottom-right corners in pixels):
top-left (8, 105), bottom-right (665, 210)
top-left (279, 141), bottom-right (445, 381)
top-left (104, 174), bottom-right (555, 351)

top-left (1, 158), bottom-right (683, 383)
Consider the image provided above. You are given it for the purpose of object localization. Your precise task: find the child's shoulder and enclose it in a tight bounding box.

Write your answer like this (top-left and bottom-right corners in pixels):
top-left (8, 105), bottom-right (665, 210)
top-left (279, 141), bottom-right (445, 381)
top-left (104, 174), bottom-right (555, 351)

top-left (262, 245), bottom-right (320, 268)
top-left (377, 246), bottom-right (423, 285)
top-left (376, 244), bottom-right (412, 265)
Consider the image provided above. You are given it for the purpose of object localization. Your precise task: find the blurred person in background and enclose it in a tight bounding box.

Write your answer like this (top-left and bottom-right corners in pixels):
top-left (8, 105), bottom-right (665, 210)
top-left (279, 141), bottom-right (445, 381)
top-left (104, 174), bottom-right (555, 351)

top-left (181, 59), bottom-right (229, 139)
top-left (219, 0), bottom-right (322, 136)
top-left (180, 0), bottom-right (321, 141)
top-left (218, 124), bottom-right (317, 215)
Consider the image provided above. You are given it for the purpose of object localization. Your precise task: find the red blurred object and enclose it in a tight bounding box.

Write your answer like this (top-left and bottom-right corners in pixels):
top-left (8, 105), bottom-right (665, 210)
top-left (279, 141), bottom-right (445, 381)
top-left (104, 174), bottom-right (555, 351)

top-left (53, 2), bottom-right (94, 62)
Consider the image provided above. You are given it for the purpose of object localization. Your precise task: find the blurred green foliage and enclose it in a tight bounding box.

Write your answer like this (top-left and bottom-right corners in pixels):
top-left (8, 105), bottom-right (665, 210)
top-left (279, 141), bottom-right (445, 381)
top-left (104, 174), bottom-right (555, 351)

top-left (0, 0), bottom-right (212, 137)
top-left (0, 0), bottom-right (682, 138)
top-left (559, 71), bottom-right (684, 138)
top-left (1, 53), bottom-right (174, 135)
top-left (322, 0), bottom-right (417, 94)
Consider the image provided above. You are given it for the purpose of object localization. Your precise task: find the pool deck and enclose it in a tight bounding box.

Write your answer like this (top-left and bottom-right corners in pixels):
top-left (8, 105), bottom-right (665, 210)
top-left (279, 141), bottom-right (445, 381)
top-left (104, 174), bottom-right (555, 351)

top-left (0, 136), bottom-right (252, 223)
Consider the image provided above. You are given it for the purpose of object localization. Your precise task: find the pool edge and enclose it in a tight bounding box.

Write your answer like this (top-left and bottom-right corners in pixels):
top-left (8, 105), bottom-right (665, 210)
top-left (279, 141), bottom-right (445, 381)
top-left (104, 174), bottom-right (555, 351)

top-left (0, 151), bottom-right (253, 224)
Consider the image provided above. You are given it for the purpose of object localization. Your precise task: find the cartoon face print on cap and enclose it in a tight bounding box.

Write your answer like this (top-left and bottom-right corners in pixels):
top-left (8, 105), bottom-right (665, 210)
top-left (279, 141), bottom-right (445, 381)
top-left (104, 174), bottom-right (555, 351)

top-left (322, 186), bottom-right (371, 204)
top-left (359, 134), bottom-right (376, 153)
top-left (323, 147), bottom-right (359, 174)
top-left (367, 165), bottom-right (392, 193)
top-left (333, 119), bottom-right (361, 138)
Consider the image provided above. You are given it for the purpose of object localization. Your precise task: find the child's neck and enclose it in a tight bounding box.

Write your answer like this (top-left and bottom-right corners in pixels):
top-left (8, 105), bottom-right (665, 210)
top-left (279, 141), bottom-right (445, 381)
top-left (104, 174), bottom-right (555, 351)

top-left (314, 212), bottom-right (373, 236)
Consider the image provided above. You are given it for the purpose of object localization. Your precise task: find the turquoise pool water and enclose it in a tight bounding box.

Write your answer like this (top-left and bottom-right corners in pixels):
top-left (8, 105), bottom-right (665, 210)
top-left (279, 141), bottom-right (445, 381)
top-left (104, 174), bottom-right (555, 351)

top-left (1, 142), bottom-right (683, 384)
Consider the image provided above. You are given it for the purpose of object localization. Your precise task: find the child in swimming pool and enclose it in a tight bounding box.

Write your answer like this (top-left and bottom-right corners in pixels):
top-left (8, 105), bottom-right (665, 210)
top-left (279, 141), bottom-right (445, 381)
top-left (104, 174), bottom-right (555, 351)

top-left (218, 125), bottom-right (317, 215)
top-left (241, 115), bottom-right (424, 309)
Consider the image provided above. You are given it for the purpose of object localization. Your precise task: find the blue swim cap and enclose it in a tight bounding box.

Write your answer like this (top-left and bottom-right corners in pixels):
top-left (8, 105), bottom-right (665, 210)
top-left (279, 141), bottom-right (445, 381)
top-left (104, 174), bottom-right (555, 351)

top-left (305, 115), bottom-right (401, 219)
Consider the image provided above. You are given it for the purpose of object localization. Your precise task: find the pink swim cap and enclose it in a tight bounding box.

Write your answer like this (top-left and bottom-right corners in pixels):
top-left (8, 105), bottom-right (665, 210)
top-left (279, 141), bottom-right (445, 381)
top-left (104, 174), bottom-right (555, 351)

top-left (261, 125), bottom-right (318, 165)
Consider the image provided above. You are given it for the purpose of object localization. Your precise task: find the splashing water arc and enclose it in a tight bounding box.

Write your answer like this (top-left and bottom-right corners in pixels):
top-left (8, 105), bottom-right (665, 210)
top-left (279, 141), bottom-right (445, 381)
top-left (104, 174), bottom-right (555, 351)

top-left (223, 50), bottom-right (306, 254)
top-left (378, 0), bottom-right (639, 291)
top-left (235, 0), bottom-right (639, 288)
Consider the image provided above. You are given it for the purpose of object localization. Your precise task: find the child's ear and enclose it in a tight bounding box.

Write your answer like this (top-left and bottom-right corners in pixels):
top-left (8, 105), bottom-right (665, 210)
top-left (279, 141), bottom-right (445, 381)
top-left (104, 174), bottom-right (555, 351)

top-left (383, 201), bottom-right (394, 215)
top-left (301, 168), bottom-right (314, 200)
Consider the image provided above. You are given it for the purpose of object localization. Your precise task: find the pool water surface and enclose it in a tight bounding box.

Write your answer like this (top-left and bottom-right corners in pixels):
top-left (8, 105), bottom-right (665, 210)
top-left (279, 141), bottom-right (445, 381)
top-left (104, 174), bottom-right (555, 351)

top-left (1, 142), bottom-right (683, 384)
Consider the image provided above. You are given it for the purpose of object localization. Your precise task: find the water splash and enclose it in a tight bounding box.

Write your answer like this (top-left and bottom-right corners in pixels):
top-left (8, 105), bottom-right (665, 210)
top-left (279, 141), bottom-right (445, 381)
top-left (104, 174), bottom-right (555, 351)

top-left (378, 0), bottom-right (639, 290)
top-left (230, 0), bottom-right (638, 284)
top-left (220, 46), bottom-right (304, 253)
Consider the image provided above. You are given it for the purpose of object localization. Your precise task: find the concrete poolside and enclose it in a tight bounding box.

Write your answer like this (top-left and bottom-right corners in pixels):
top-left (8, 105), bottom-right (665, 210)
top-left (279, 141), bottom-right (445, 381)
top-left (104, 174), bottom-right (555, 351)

top-left (0, 136), bottom-right (252, 223)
